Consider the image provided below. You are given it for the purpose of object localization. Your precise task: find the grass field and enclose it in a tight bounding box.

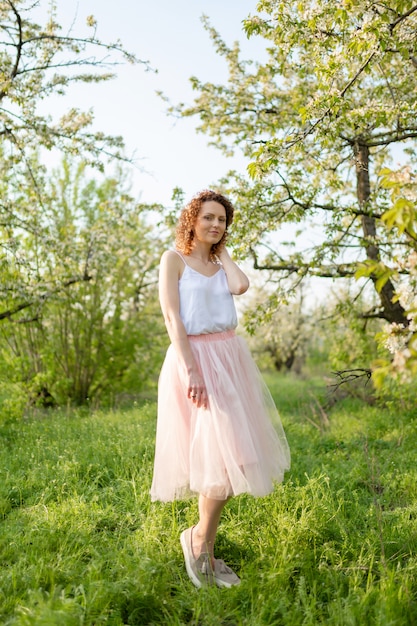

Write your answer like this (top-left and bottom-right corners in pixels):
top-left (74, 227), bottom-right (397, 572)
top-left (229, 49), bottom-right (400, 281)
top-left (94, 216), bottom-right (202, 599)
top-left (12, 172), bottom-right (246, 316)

top-left (0, 374), bottom-right (416, 625)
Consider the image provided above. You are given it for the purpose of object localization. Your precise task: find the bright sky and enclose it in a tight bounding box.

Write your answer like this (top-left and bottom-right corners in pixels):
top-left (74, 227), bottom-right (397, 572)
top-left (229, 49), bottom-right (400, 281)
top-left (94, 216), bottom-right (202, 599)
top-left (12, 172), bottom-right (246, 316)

top-left (38, 0), bottom-right (264, 208)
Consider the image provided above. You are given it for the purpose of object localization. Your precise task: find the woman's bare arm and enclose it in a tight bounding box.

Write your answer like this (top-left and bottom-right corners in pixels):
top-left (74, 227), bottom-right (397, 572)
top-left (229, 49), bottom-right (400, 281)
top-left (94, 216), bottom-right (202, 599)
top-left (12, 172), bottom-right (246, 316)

top-left (158, 250), bottom-right (208, 408)
top-left (218, 247), bottom-right (250, 295)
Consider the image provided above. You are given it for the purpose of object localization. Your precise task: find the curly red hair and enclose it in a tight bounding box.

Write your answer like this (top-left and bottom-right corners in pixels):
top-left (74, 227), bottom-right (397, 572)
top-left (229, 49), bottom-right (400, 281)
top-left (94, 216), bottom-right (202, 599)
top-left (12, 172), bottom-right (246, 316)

top-left (175, 190), bottom-right (234, 258)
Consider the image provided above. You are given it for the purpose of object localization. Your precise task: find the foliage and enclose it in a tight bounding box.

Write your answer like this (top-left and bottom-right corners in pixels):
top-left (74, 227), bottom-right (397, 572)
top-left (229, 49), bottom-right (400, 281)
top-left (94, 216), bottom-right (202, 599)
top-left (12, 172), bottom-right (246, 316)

top-left (313, 286), bottom-right (383, 371)
top-left (172, 0), bottom-right (417, 374)
top-left (0, 160), bottom-right (166, 407)
top-left (242, 283), bottom-right (311, 373)
top-left (0, 0), bottom-right (148, 323)
top-left (0, 376), bottom-right (416, 624)
top-left (369, 167), bottom-right (417, 385)
top-left (0, 381), bottom-right (27, 423)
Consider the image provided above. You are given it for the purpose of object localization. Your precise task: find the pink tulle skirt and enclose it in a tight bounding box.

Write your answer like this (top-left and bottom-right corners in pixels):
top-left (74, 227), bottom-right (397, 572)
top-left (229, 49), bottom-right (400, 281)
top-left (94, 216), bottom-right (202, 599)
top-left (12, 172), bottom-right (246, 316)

top-left (150, 330), bottom-right (291, 502)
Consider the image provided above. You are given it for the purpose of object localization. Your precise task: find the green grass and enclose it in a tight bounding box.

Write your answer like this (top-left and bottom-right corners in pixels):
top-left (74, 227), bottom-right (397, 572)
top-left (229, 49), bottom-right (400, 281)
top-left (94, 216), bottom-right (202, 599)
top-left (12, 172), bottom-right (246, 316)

top-left (0, 375), bottom-right (416, 625)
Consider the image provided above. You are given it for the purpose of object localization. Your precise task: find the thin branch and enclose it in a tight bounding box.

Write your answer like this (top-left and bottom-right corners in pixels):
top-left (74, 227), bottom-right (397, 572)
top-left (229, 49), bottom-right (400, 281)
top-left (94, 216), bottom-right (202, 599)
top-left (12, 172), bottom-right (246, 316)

top-left (329, 368), bottom-right (372, 392)
top-left (251, 249), bottom-right (358, 277)
top-left (390, 4), bottom-right (417, 29)
top-left (20, 33), bottom-right (142, 65)
top-left (8, 0), bottom-right (23, 80)
top-left (366, 130), bottom-right (417, 147)
top-left (340, 51), bottom-right (377, 99)
top-left (273, 171), bottom-right (384, 219)
top-left (0, 0), bottom-right (22, 101)
top-left (15, 59), bottom-right (119, 77)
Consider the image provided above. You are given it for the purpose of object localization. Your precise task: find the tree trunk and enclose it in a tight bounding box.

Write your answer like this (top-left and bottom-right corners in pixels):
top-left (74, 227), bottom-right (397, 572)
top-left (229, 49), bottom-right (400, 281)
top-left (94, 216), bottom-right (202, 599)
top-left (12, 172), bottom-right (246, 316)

top-left (354, 142), bottom-right (407, 325)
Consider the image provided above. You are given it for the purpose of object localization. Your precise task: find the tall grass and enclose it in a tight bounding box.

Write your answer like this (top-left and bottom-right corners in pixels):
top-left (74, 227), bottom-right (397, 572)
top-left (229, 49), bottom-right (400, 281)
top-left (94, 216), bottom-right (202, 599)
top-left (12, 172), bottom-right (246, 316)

top-left (0, 375), bottom-right (416, 625)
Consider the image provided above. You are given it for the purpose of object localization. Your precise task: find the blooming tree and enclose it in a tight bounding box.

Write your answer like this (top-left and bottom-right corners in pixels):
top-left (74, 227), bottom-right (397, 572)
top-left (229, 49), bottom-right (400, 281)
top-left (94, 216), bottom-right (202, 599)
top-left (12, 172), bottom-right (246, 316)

top-left (172, 0), bottom-right (417, 379)
top-left (0, 0), bottom-right (148, 322)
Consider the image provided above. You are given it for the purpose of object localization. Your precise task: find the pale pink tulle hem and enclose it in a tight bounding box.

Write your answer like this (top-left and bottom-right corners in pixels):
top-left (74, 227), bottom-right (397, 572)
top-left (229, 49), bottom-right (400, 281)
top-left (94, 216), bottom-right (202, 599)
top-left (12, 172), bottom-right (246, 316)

top-left (150, 330), bottom-right (290, 502)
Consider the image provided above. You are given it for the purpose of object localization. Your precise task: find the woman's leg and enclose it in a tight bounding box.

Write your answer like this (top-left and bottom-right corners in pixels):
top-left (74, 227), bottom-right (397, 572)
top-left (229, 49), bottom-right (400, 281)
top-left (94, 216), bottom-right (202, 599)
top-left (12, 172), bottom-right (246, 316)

top-left (192, 494), bottom-right (229, 566)
top-left (181, 494), bottom-right (240, 587)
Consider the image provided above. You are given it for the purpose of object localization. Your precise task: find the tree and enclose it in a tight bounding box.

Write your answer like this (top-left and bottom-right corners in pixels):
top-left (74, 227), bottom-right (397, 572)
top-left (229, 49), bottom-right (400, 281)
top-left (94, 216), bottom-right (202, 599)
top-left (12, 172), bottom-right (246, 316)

top-left (243, 284), bottom-right (310, 373)
top-left (0, 160), bottom-right (166, 406)
top-left (173, 0), bottom-right (417, 334)
top-left (0, 0), bottom-right (148, 322)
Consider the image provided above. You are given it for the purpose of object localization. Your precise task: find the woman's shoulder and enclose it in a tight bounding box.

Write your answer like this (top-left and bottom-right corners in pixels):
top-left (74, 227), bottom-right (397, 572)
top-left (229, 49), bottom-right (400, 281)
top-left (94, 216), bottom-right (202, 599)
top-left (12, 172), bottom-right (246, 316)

top-left (161, 249), bottom-right (185, 264)
top-left (160, 249), bottom-right (186, 276)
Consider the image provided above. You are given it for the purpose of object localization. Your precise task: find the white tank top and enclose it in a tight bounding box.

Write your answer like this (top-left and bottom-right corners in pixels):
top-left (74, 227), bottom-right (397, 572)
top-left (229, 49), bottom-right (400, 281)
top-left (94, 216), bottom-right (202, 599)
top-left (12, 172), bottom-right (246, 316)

top-left (175, 251), bottom-right (238, 335)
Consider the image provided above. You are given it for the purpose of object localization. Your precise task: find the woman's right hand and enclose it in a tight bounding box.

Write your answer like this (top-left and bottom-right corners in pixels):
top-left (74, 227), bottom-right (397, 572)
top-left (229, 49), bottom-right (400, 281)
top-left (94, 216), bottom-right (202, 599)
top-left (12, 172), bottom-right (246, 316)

top-left (187, 370), bottom-right (208, 409)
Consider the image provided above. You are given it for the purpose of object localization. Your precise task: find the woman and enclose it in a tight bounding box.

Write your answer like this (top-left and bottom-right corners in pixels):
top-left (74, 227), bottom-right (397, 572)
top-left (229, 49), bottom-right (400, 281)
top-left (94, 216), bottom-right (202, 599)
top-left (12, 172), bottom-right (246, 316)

top-left (150, 190), bottom-right (290, 588)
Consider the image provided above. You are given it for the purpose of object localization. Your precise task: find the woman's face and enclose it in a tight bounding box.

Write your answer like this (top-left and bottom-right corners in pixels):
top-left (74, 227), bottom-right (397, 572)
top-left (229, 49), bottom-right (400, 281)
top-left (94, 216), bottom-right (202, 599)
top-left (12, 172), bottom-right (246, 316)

top-left (193, 200), bottom-right (227, 245)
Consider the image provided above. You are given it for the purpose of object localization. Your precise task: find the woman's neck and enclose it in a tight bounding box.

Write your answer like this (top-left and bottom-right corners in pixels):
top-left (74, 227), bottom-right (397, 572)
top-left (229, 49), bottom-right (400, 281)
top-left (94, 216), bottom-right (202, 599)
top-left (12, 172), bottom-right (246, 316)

top-left (189, 243), bottom-right (212, 265)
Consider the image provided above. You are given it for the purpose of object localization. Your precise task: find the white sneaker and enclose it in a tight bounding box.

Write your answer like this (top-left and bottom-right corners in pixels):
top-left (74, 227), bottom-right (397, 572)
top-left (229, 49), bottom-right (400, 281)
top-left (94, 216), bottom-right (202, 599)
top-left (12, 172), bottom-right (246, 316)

top-left (180, 527), bottom-right (214, 588)
top-left (213, 559), bottom-right (241, 588)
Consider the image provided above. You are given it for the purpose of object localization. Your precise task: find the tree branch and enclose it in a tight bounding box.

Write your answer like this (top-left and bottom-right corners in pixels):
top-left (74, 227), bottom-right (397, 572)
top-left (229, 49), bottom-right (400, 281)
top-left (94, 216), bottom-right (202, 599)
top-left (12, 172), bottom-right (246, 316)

top-left (366, 130), bottom-right (417, 147)
top-left (0, 274), bottom-right (92, 322)
top-left (390, 4), bottom-right (417, 30)
top-left (251, 249), bottom-right (358, 277)
top-left (274, 171), bottom-right (384, 219)
top-left (329, 368), bottom-right (372, 392)
top-left (0, 0), bottom-right (23, 101)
